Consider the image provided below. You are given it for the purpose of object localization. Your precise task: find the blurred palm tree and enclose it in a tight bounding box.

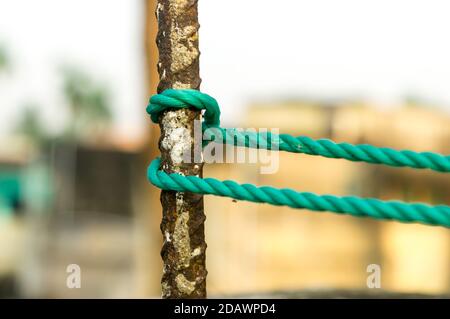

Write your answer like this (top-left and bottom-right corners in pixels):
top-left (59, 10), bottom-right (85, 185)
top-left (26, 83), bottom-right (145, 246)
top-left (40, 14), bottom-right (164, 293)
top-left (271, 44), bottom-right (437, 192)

top-left (0, 45), bottom-right (9, 72)
top-left (15, 105), bottom-right (48, 148)
top-left (60, 66), bottom-right (112, 142)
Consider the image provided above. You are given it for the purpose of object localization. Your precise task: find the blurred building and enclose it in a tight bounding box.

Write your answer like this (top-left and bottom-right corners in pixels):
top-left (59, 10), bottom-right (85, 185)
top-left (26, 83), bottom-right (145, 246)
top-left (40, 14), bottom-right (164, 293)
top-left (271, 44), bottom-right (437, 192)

top-left (24, 143), bottom-right (139, 298)
top-left (0, 140), bottom-right (146, 298)
top-left (202, 100), bottom-right (450, 296)
top-left (2, 99), bottom-right (449, 298)
top-left (0, 139), bottom-right (27, 298)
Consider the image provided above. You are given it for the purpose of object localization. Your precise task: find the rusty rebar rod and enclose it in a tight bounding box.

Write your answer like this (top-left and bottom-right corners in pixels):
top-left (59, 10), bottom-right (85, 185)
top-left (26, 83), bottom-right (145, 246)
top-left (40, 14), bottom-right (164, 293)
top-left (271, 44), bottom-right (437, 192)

top-left (155, 0), bottom-right (207, 298)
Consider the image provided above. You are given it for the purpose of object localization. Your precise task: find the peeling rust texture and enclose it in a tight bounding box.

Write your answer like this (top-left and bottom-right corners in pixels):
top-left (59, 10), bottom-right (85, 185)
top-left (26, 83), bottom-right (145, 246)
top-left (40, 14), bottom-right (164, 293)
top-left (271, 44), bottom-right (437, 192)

top-left (156, 0), bottom-right (207, 299)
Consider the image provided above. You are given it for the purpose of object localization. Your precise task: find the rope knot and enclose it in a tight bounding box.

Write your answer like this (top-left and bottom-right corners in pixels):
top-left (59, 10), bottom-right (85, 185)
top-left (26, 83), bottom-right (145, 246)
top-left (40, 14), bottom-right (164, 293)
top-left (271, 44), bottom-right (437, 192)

top-left (146, 89), bottom-right (221, 127)
top-left (146, 89), bottom-right (450, 227)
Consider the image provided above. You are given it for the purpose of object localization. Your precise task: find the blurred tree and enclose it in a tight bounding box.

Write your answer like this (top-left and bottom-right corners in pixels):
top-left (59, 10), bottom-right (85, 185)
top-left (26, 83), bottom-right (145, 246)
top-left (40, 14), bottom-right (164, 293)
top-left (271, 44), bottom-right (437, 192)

top-left (0, 45), bottom-right (8, 71)
top-left (15, 105), bottom-right (48, 148)
top-left (60, 66), bottom-right (112, 142)
top-left (404, 94), bottom-right (438, 109)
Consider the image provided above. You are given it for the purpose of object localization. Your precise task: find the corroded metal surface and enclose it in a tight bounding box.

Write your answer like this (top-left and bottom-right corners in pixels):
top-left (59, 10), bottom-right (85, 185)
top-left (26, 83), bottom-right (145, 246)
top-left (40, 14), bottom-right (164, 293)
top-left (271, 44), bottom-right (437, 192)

top-left (156, 0), bottom-right (206, 299)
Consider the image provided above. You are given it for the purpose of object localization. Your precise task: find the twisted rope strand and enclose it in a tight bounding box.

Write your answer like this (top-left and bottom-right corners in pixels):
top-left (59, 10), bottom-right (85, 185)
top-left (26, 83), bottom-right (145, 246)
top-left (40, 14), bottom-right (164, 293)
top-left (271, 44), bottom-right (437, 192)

top-left (148, 158), bottom-right (450, 228)
top-left (147, 90), bottom-right (450, 173)
top-left (146, 89), bottom-right (450, 227)
top-left (206, 127), bottom-right (450, 172)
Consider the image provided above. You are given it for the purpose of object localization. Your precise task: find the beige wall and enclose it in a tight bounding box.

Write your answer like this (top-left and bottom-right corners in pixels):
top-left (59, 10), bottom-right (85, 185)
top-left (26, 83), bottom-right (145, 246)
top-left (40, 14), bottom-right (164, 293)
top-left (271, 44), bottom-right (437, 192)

top-left (200, 102), bottom-right (450, 296)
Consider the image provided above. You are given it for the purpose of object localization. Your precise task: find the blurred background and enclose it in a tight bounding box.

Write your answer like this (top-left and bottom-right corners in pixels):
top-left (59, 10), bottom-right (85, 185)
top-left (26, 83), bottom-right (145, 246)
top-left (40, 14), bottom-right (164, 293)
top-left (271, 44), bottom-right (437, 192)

top-left (0, 0), bottom-right (449, 298)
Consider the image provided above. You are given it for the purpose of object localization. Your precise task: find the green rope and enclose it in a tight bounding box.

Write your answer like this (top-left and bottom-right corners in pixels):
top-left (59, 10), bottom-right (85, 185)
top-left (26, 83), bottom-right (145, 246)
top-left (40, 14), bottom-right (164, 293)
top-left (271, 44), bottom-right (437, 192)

top-left (146, 89), bottom-right (450, 228)
top-left (148, 158), bottom-right (450, 227)
top-left (205, 127), bottom-right (450, 173)
top-left (147, 89), bottom-right (450, 173)
top-left (148, 89), bottom-right (221, 128)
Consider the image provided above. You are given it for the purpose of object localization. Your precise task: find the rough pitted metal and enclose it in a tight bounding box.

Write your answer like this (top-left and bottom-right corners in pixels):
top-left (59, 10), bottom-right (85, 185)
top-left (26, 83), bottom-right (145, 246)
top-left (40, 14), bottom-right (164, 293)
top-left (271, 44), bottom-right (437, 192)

top-left (156, 0), bottom-right (206, 299)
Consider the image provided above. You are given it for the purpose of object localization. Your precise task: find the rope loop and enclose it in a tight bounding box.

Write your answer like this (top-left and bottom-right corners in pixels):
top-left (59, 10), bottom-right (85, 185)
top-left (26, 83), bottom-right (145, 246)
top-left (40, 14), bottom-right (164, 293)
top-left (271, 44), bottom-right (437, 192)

top-left (146, 89), bottom-right (450, 227)
top-left (147, 89), bottom-right (450, 173)
top-left (148, 158), bottom-right (450, 228)
top-left (147, 89), bottom-right (221, 127)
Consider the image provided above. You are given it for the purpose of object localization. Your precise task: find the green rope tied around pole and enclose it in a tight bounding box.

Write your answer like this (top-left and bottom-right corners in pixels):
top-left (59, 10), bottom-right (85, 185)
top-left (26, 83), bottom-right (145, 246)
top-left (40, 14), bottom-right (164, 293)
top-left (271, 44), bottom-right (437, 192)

top-left (147, 89), bottom-right (221, 128)
top-left (148, 158), bottom-right (450, 228)
top-left (148, 89), bottom-right (450, 173)
top-left (146, 89), bottom-right (450, 228)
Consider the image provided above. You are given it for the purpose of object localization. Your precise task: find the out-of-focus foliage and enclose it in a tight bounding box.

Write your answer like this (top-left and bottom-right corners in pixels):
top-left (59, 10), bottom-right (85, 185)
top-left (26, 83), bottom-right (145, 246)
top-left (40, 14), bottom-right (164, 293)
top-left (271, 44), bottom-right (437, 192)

top-left (61, 66), bottom-right (112, 141)
top-left (0, 45), bottom-right (9, 71)
top-left (15, 105), bottom-right (48, 147)
top-left (403, 94), bottom-right (439, 109)
top-left (13, 66), bottom-right (113, 148)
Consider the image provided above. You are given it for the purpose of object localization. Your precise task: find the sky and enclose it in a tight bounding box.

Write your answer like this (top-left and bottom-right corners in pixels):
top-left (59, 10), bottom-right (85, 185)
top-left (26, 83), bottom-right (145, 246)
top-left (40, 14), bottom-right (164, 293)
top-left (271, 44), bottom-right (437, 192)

top-left (0, 0), bottom-right (145, 139)
top-left (1, 0), bottom-right (450, 140)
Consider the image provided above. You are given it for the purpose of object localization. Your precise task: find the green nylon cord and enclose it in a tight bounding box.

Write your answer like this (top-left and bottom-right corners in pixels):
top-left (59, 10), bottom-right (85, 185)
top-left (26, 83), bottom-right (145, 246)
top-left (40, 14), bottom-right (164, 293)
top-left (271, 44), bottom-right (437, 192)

top-left (148, 158), bottom-right (450, 228)
top-left (204, 126), bottom-right (450, 173)
top-left (146, 89), bottom-right (450, 228)
top-left (148, 89), bottom-right (221, 128)
top-left (148, 89), bottom-right (450, 173)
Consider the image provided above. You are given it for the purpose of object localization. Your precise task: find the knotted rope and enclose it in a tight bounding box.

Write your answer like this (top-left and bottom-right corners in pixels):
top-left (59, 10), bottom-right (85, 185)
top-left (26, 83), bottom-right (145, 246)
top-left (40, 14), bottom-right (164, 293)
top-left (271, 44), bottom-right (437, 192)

top-left (147, 89), bottom-right (450, 227)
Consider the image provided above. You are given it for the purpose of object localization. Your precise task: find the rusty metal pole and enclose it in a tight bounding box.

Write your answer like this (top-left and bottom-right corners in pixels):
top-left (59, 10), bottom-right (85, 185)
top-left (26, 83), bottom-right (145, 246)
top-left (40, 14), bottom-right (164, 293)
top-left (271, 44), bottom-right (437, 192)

top-left (155, 0), bottom-right (207, 298)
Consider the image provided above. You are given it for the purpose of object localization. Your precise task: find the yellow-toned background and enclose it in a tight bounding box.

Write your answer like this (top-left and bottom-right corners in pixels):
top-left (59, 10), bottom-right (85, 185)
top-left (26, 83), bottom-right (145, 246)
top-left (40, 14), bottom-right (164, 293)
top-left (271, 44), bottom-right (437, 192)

top-left (0, 0), bottom-right (449, 298)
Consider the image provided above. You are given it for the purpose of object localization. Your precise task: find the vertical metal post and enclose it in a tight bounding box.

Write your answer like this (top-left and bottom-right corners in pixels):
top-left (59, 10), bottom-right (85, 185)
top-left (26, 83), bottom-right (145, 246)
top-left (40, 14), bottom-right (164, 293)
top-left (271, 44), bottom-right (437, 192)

top-left (155, 0), bottom-right (207, 298)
